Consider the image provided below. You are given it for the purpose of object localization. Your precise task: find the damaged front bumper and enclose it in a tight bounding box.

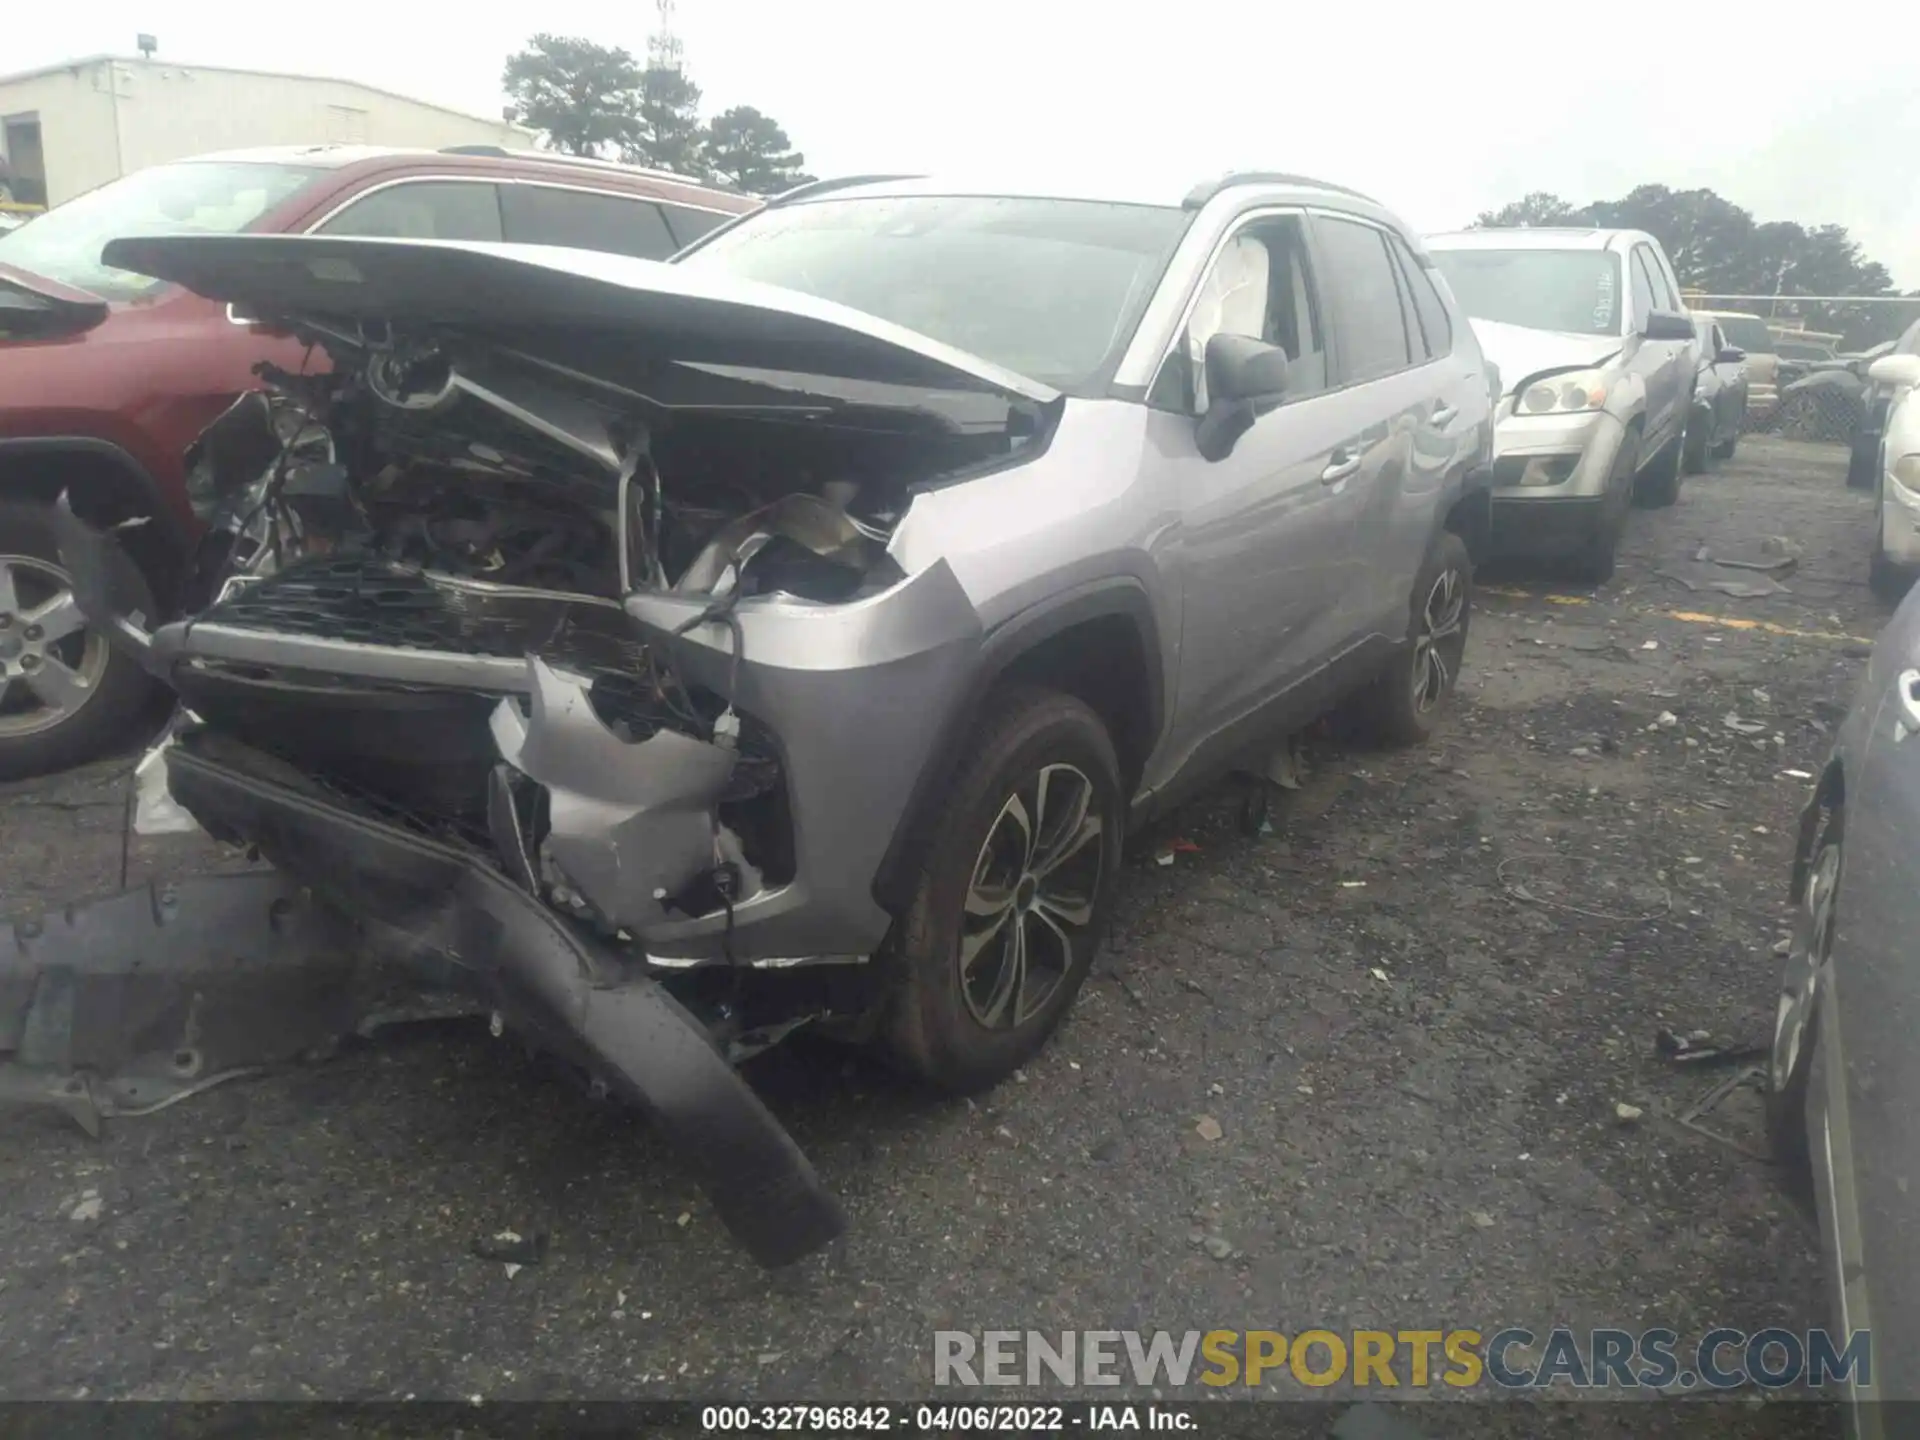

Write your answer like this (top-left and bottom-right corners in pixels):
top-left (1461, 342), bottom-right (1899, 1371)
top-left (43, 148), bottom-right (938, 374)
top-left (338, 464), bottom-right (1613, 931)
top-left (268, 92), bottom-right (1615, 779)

top-left (154, 734), bottom-right (848, 1268)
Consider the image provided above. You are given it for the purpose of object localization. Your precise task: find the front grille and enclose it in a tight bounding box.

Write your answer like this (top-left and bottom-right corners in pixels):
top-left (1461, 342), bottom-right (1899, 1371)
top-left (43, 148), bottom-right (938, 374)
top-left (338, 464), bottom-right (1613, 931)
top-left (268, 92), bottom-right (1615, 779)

top-left (203, 556), bottom-right (645, 676)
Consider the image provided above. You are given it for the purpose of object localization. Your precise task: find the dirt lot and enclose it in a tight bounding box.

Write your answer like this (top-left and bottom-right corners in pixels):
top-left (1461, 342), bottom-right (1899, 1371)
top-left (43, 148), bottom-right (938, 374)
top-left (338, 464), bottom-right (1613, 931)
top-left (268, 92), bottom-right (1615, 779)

top-left (0, 438), bottom-right (1879, 1432)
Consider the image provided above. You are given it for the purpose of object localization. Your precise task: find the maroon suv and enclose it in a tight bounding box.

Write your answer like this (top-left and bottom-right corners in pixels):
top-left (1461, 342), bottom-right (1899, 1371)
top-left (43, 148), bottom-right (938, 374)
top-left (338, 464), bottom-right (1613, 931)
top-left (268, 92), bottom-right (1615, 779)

top-left (0, 144), bottom-right (757, 778)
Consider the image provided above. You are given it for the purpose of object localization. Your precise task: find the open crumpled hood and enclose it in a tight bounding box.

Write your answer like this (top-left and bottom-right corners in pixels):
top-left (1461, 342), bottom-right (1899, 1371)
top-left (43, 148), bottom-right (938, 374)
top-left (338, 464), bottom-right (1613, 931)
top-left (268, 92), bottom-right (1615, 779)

top-left (100, 233), bottom-right (1059, 407)
top-left (1471, 318), bottom-right (1622, 394)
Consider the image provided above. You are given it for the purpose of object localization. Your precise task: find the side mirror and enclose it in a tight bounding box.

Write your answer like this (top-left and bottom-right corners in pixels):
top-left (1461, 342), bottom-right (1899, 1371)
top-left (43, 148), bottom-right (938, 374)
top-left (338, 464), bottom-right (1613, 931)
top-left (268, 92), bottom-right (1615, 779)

top-left (1716, 346), bottom-right (1746, 365)
top-left (1195, 333), bottom-right (1289, 462)
top-left (1868, 353), bottom-right (1920, 390)
top-left (1642, 309), bottom-right (1695, 342)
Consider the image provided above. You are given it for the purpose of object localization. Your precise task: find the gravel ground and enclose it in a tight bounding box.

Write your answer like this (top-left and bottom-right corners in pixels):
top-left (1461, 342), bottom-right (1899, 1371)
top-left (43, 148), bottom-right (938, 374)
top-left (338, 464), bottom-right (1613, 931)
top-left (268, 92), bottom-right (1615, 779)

top-left (0, 438), bottom-right (1879, 1434)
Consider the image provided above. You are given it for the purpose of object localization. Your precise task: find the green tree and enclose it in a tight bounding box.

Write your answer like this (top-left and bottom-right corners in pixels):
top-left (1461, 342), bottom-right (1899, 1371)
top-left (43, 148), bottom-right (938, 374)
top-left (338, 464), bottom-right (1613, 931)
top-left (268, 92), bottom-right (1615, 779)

top-left (1472, 192), bottom-right (1587, 228)
top-left (502, 35), bottom-right (643, 157)
top-left (703, 106), bottom-right (815, 195)
top-left (624, 64), bottom-right (706, 176)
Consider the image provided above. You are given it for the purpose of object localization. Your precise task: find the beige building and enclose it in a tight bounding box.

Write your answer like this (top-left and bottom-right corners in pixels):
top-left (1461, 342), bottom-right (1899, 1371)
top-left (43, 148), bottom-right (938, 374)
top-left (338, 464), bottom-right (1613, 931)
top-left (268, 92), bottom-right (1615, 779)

top-left (0, 55), bottom-right (535, 208)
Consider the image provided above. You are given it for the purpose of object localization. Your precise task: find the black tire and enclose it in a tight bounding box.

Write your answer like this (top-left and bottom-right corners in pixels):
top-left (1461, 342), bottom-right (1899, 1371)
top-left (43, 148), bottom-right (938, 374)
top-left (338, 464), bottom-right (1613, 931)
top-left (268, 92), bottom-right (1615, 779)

top-left (1350, 530), bottom-right (1472, 747)
top-left (1767, 808), bottom-right (1842, 1213)
top-left (1845, 437), bottom-right (1877, 490)
top-left (1633, 431), bottom-right (1684, 508)
top-left (1869, 532), bottom-right (1917, 602)
top-left (881, 686), bottom-right (1123, 1094)
top-left (0, 499), bottom-right (160, 782)
top-left (1682, 413), bottom-right (1711, 475)
top-left (1566, 429), bottom-right (1641, 584)
top-left (1712, 426), bottom-right (1739, 461)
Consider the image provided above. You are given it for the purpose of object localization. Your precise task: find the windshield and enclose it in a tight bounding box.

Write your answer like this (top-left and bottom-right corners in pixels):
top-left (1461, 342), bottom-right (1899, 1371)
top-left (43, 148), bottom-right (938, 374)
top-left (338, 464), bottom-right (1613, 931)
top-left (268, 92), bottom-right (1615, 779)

top-left (675, 195), bottom-right (1192, 393)
top-left (1713, 314), bottom-right (1775, 355)
top-left (1430, 248), bottom-right (1622, 337)
top-left (0, 161), bottom-right (322, 301)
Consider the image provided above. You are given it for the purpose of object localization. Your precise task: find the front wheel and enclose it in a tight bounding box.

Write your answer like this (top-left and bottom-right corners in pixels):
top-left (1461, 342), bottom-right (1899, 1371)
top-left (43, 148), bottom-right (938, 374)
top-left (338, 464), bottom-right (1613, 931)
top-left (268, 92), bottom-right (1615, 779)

top-left (0, 499), bottom-right (161, 781)
top-left (881, 687), bottom-right (1123, 1093)
top-left (1634, 432), bottom-right (1684, 508)
top-left (1682, 413), bottom-right (1712, 475)
top-left (1351, 530), bottom-right (1472, 747)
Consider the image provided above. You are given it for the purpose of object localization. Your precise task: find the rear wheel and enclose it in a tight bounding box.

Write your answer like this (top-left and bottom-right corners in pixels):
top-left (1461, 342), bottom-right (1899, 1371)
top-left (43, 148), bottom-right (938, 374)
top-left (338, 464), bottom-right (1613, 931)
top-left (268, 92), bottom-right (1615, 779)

top-left (1350, 530), bottom-right (1471, 747)
top-left (1682, 412), bottom-right (1712, 475)
top-left (881, 687), bottom-right (1123, 1094)
top-left (1634, 431), bottom-right (1684, 508)
top-left (1846, 434), bottom-right (1878, 490)
top-left (1768, 808), bottom-right (1841, 1210)
top-left (1712, 424), bottom-right (1739, 461)
top-left (0, 500), bottom-right (160, 781)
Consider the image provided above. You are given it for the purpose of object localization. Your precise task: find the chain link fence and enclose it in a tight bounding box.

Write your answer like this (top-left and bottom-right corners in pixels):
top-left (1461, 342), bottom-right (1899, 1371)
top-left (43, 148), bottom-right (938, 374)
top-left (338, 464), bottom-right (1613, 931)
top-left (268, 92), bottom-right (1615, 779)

top-left (1684, 292), bottom-right (1920, 449)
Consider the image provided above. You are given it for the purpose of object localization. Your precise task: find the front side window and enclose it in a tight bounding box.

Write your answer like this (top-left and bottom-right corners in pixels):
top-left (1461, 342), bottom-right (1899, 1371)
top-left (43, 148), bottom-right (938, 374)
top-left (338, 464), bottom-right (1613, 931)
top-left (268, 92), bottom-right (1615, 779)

top-left (1430, 248), bottom-right (1624, 337)
top-left (1628, 251), bottom-right (1657, 326)
top-left (1715, 314), bottom-right (1775, 355)
top-left (676, 194), bottom-right (1192, 394)
top-left (1314, 215), bottom-right (1414, 384)
top-left (319, 181), bottom-right (502, 242)
top-left (1151, 213), bottom-right (1328, 412)
top-left (0, 160), bottom-right (322, 301)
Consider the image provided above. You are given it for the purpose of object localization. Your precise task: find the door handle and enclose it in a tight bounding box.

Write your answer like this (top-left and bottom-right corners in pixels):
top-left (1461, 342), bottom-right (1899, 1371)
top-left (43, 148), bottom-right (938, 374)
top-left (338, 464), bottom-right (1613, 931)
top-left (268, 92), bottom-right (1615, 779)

top-left (1321, 452), bottom-right (1362, 485)
top-left (1430, 404), bottom-right (1458, 427)
top-left (1897, 669), bottom-right (1920, 739)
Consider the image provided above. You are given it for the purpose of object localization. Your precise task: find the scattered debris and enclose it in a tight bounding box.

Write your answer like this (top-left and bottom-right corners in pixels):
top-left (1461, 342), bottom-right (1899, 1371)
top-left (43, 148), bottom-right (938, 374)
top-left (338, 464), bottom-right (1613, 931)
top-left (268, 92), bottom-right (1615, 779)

top-left (1657, 1029), bottom-right (1767, 1067)
top-left (1782, 769), bottom-right (1814, 780)
top-left (1154, 851), bottom-right (1176, 867)
top-left (1723, 714), bottom-right (1769, 736)
top-left (1208, 1082), bottom-right (1225, 1096)
top-left (1194, 1115), bottom-right (1223, 1142)
top-left (1614, 1102), bottom-right (1644, 1125)
top-left (1369, 967), bottom-right (1390, 984)
top-left (1710, 577), bottom-right (1791, 599)
top-left (676, 1212), bottom-right (692, 1228)
top-left (69, 1192), bottom-right (103, 1223)
top-left (1170, 839), bottom-right (1201, 855)
top-left (1772, 937), bottom-right (1793, 956)
top-left (471, 1230), bottom-right (549, 1268)
top-left (1339, 880), bottom-right (1367, 889)
top-left (1654, 711), bottom-right (1679, 729)
top-left (1202, 1235), bottom-right (1235, 1260)
top-left (1470, 1210), bottom-right (1495, 1228)
top-left (1641, 640), bottom-right (1659, 650)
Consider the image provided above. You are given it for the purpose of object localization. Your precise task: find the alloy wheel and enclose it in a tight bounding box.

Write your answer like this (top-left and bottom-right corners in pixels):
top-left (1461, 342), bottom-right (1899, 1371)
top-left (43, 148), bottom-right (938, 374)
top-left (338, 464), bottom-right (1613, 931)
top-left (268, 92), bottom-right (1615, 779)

top-left (1772, 838), bottom-right (1841, 1092)
top-left (0, 554), bottom-right (107, 740)
top-left (959, 763), bottom-right (1106, 1029)
top-left (1411, 566), bottom-right (1467, 713)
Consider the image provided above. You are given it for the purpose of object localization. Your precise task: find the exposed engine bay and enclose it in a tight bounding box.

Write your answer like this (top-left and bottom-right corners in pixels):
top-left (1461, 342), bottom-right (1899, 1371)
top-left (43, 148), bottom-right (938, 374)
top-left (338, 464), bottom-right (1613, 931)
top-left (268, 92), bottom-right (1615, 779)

top-left (159, 326), bottom-right (1032, 957)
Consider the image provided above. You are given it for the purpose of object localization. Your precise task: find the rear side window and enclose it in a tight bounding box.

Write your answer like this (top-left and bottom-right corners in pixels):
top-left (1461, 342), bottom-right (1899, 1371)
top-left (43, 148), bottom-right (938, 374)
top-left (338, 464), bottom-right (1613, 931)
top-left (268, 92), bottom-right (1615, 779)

top-left (660, 203), bottom-right (731, 249)
top-left (319, 181), bottom-right (502, 241)
top-left (1314, 215), bottom-right (1413, 384)
top-left (1635, 245), bottom-right (1676, 310)
top-left (1628, 250), bottom-right (1657, 322)
top-left (1387, 233), bottom-right (1452, 359)
top-left (500, 185), bottom-right (678, 259)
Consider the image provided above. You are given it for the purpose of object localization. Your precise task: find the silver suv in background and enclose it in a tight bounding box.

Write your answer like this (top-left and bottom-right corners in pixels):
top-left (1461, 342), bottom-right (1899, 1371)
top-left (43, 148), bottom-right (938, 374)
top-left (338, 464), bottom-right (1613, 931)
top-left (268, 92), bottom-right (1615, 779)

top-left (53, 173), bottom-right (1494, 1266)
top-left (1427, 228), bottom-right (1700, 581)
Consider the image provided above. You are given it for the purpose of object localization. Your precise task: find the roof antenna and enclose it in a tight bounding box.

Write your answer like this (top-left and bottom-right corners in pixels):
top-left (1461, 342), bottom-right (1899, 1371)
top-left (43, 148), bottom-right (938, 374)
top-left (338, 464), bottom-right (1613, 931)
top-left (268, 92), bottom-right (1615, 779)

top-left (136, 33), bottom-right (158, 58)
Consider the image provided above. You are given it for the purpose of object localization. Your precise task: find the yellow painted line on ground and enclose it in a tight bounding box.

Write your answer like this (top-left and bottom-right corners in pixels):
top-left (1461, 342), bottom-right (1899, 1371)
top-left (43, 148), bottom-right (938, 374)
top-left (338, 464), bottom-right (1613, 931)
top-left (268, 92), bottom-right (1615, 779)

top-left (1479, 587), bottom-right (1872, 644)
top-left (1664, 611), bottom-right (1872, 644)
top-left (1482, 586), bottom-right (1589, 605)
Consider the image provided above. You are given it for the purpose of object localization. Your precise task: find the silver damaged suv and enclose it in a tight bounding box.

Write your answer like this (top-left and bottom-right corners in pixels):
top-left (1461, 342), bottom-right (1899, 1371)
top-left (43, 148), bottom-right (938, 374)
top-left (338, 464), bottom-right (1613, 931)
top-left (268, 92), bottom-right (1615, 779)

top-left (53, 173), bottom-right (1495, 1266)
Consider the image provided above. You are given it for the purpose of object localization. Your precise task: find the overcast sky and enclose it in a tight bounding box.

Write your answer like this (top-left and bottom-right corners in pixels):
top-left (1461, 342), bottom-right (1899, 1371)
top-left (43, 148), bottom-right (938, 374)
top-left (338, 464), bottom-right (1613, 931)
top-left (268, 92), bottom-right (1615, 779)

top-left (14, 1), bottom-right (1920, 287)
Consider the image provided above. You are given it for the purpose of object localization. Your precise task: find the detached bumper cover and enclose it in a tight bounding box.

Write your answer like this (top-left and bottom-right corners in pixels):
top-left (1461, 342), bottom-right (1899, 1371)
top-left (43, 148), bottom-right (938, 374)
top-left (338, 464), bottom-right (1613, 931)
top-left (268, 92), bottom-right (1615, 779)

top-left (165, 737), bottom-right (848, 1269)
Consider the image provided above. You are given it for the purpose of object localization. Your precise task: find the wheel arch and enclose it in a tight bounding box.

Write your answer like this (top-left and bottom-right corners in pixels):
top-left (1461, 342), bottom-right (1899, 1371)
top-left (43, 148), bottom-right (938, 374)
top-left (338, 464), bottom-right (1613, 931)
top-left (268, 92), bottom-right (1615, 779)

top-left (0, 438), bottom-right (189, 606)
top-left (869, 578), bottom-right (1165, 914)
top-left (1791, 760), bottom-right (1847, 904)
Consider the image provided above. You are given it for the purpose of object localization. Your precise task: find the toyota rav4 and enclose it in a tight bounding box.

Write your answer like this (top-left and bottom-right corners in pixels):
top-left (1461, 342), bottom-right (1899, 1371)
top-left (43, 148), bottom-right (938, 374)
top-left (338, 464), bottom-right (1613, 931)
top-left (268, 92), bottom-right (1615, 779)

top-left (50, 172), bottom-right (1494, 1266)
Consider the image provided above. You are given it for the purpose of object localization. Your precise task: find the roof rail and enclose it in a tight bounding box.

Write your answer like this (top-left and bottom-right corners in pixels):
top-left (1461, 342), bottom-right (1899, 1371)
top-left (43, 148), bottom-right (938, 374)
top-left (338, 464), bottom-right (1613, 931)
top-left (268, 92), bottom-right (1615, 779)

top-left (1182, 171), bottom-right (1375, 209)
top-left (435, 144), bottom-right (723, 190)
top-left (762, 173), bottom-right (923, 207)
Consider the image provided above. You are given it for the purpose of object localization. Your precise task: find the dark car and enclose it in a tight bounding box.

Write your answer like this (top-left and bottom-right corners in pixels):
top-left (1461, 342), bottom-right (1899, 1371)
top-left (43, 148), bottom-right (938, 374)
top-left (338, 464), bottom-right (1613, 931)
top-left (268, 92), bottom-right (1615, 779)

top-left (1849, 318), bottom-right (1920, 490)
top-left (0, 144), bottom-right (757, 779)
top-left (1684, 314), bottom-right (1748, 472)
top-left (1767, 574), bottom-right (1920, 1425)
